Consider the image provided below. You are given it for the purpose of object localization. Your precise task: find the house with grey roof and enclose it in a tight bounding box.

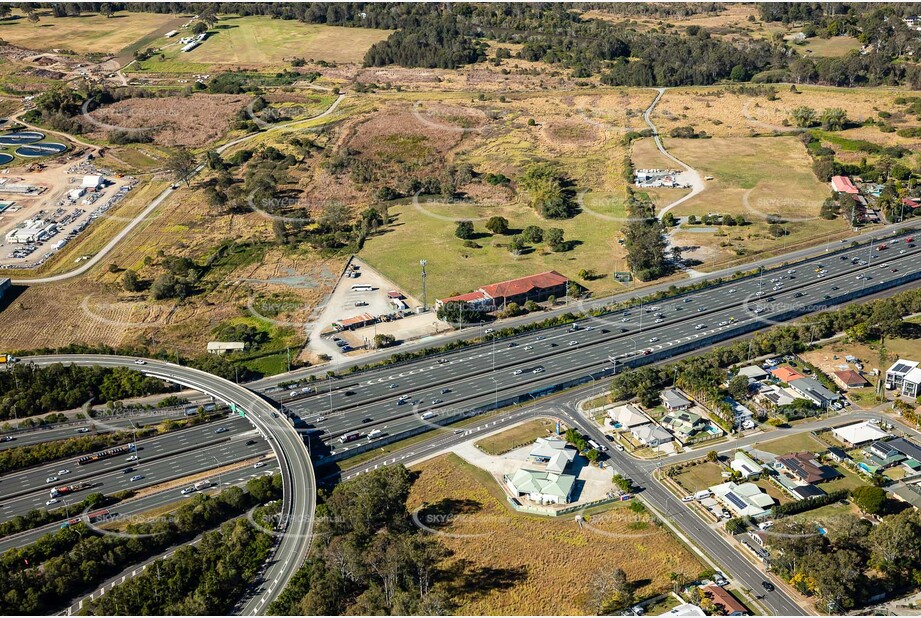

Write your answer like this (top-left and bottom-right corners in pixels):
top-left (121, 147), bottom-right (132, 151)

top-left (607, 404), bottom-right (651, 430)
top-left (632, 424), bottom-right (672, 447)
top-left (662, 388), bottom-right (693, 411)
top-left (529, 437), bottom-right (577, 474)
top-left (737, 365), bottom-right (769, 381)
top-left (863, 441), bottom-right (905, 469)
top-left (788, 377), bottom-right (840, 408)
top-left (731, 451), bottom-right (764, 479)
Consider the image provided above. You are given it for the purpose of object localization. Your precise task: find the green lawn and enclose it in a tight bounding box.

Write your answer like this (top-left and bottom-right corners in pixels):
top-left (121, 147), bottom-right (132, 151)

top-left (822, 464), bottom-right (869, 494)
top-left (756, 432), bottom-right (827, 456)
top-left (475, 418), bottom-right (556, 456)
top-left (796, 36), bottom-right (862, 58)
top-left (138, 16), bottom-right (392, 70)
top-left (360, 200), bottom-right (627, 301)
top-left (673, 461), bottom-right (726, 493)
top-left (0, 9), bottom-right (183, 53)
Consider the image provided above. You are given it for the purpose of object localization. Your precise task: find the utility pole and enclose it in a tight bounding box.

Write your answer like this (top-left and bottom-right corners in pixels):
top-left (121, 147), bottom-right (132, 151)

top-left (420, 259), bottom-right (428, 311)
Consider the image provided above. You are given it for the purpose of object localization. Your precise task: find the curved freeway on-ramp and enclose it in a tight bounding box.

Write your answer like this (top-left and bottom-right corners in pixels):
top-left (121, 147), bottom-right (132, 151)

top-left (26, 354), bottom-right (315, 616)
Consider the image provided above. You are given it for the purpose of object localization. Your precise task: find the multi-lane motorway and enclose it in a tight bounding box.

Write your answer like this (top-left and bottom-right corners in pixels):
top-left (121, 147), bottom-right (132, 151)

top-left (4, 231), bottom-right (920, 615)
top-left (286, 233), bottom-right (921, 446)
top-left (14, 356), bottom-right (315, 616)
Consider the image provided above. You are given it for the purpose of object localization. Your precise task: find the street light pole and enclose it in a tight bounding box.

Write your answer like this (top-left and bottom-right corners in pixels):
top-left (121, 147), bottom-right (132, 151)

top-left (420, 259), bottom-right (428, 311)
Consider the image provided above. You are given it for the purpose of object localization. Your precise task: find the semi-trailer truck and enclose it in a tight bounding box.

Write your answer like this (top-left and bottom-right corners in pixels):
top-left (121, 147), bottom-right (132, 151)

top-left (50, 482), bottom-right (93, 498)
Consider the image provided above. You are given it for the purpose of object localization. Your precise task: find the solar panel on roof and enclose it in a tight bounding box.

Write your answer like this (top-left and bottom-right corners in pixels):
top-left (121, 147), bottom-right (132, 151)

top-left (725, 492), bottom-right (748, 510)
top-left (893, 363), bottom-right (912, 373)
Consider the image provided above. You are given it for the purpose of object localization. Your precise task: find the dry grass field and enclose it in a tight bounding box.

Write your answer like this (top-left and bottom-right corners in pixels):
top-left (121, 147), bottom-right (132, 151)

top-left (86, 94), bottom-right (250, 147)
top-left (409, 453), bottom-right (704, 615)
top-left (0, 9), bottom-right (183, 54)
top-left (664, 135), bottom-right (849, 266)
top-left (794, 36), bottom-right (862, 58)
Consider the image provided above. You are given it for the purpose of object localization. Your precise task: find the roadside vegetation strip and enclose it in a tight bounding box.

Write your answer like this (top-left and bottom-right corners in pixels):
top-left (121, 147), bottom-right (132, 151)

top-left (0, 489), bottom-right (129, 540)
top-left (0, 475), bottom-right (281, 616)
top-left (0, 412), bottom-right (222, 476)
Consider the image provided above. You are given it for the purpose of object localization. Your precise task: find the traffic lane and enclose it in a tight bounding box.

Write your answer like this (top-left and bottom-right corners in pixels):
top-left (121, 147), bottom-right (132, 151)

top-left (0, 411), bottom-right (195, 451)
top-left (308, 247), bottom-right (921, 437)
top-left (285, 238), bottom-right (921, 416)
top-left (0, 415), bottom-right (251, 496)
top-left (25, 356), bottom-right (317, 616)
top-left (0, 461), bottom-right (280, 554)
top-left (0, 432), bottom-right (270, 520)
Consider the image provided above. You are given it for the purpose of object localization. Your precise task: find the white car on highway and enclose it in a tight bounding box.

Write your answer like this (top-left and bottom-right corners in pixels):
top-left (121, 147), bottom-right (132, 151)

top-left (126, 454), bottom-right (138, 461)
top-left (129, 475), bottom-right (143, 482)
top-left (46, 476), bottom-right (59, 483)
top-left (254, 462), bottom-right (266, 469)
top-left (648, 337), bottom-right (659, 343)
top-left (134, 359), bottom-right (146, 365)
top-left (45, 499), bottom-right (59, 506)
top-left (513, 369), bottom-right (523, 376)
top-left (58, 469), bottom-right (70, 475)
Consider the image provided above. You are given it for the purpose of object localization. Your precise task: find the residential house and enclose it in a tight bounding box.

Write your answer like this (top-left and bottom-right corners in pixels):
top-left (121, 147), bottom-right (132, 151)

top-left (833, 370), bottom-right (869, 391)
top-left (788, 377), bottom-right (840, 408)
top-left (892, 484), bottom-right (921, 510)
top-left (206, 341), bottom-right (245, 355)
top-left (731, 451), bottom-right (764, 479)
top-left (632, 424), bottom-right (672, 447)
top-left (505, 469), bottom-right (575, 505)
top-left (863, 441), bottom-right (905, 469)
top-left (702, 585), bottom-right (749, 616)
top-left (710, 482), bottom-right (774, 518)
top-left (661, 409), bottom-right (708, 441)
top-left (886, 359), bottom-right (919, 391)
top-left (737, 365), bottom-right (769, 381)
top-left (826, 447), bottom-right (850, 463)
top-left (830, 175), bottom-right (859, 194)
top-left (790, 484), bottom-right (826, 500)
top-left (607, 404), bottom-right (651, 430)
top-left (776, 451), bottom-right (840, 484)
top-left (771, 366), bottom-right (806, 383)
top-left (902, 367), bottom-right (921, 398)
top-left (662, 388), bottom-right (693, 411)
top-left (663, 604), bottom-right (706, 617)
top-left (528, 437), bottom-right (577, 474)
top-left (757, 384), bottom-right (799, 407)
top-left (888, 437), bottom-right (921, 462)
top-left (832, 421), bottom-right (890, 447)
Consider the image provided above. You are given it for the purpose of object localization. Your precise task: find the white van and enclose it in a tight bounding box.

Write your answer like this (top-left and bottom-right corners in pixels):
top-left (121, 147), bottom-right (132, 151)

top-left (694, 490), bottom-right (712, 501)
top-left (367, 429), bottom-right (382, 440)
top-left (421, 411), bottom-right (437, 420)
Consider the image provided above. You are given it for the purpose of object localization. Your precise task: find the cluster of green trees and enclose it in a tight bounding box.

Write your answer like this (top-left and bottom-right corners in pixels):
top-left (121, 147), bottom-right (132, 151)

top-left (0, 476), bottom-right (281, 614)
top-left (518, 164), bottom-right (577, 219)
top-left (268, 466), bottom-right (454, 615)
top-left (564, 427), bottom-right (600, 463)
top-left (0, 363), bottom-right (171, 421)
top-left (622, 192), bottom-right (674, 281)
top-left (766, 508), bottom-right (921, 613)
top-left (82, 518), bottom-right (272, 615)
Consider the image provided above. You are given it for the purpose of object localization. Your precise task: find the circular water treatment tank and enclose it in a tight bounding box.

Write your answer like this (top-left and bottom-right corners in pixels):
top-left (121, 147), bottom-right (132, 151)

top-left (15, 142), bottom-right (67, 157)
top-left (0, 131), bottom-right (45, 145)
top-left (0, 153), bottom-right (13, 165)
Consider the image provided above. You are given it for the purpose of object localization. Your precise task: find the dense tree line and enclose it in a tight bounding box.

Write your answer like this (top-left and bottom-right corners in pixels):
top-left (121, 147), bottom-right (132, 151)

top-left (622, 192), bottom-right (674, 281)
top-left (0, 475), bottom-right (281, 615)
top-left (0, 363), bottom-right (171, 422)
top-left (81, 518), bottom-right (272, 615)
top-left (0, 491), bottom-right (114, 539)
top-left (268, 465), bottom-right (453, 615)
top-left (765, 508), bottom-right (921, 613)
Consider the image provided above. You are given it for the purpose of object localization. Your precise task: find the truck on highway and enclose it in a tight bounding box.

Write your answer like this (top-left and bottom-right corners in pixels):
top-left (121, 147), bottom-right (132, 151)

top-left (60, 508), bottom-right (110, 529)
top-left (367, 429), bottom-right (382, 440)
top-left (193, 480), bottom-right (213, 491)
top-left (50, 482), bottom-right (93, 498)
top-left (339, 432), bottom-right (361, 443)
top-left (421, 411), bottom-right (438, 420)
top-left (78, 444), bottom-right (133, 465)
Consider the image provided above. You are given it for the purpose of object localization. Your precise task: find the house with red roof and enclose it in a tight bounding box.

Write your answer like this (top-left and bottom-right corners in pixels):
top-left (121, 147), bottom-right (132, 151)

top-left (831, 175), bottom-right (859, 195)
top-left (436, 271), bottom-right (569, 312)
top-left (770, 366), bottom-right (806, 383)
